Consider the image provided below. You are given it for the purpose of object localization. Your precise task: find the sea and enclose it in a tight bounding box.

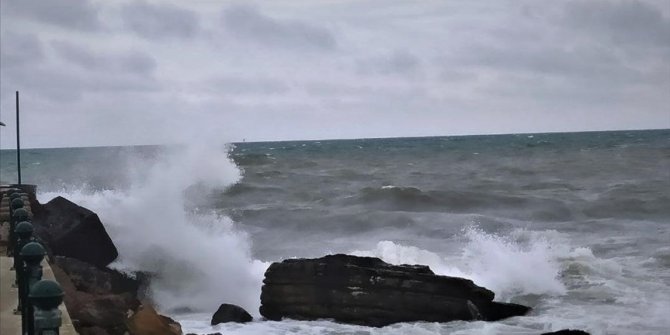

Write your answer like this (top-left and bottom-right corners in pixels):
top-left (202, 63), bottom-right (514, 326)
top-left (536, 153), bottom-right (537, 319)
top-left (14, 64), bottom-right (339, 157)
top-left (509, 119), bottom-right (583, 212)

top-left (1, 129), bottom-right (669, 335)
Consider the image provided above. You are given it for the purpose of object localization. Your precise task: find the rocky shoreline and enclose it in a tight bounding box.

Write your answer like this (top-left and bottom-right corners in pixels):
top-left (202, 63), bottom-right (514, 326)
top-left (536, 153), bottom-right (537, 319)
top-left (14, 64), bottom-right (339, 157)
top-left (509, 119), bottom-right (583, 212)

top-left (9, 193), bottom-right (181, 335)
top-left (9, 190), bottom-right (589, 335)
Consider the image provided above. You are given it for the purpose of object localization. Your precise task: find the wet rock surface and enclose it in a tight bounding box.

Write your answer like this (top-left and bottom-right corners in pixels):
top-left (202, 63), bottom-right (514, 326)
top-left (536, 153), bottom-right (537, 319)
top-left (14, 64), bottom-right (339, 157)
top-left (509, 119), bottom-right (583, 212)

top-left (211, 303), bottom-right (253, 325)
top-left (260, 254), bottom-right (530, 327)
top-left (50, 256), bottom-right (141, 335)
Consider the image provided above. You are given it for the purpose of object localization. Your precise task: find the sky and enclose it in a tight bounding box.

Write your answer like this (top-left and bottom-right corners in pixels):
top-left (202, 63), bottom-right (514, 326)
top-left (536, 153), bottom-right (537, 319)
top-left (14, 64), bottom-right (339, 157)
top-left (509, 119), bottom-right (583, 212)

top-left (0, 0), bottom-right (669, 148)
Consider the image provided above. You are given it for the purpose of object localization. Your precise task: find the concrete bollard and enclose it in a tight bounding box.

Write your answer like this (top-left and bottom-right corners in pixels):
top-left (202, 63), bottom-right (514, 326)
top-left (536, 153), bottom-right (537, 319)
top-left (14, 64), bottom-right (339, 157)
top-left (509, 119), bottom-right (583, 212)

top-left (30, 280), bottom-right (65, 335)
top-left (19, 242), bottom-right (46, 335)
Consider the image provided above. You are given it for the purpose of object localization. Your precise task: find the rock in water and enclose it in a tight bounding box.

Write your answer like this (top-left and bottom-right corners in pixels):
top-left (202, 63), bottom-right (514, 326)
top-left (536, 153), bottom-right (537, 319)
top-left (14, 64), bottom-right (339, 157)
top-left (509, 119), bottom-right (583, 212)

top-left (260, 254), bottom-right (530, 327)
top-left (541, 330), bottom-right (591, 335)
top-left (211, 303), bottom-right (253, 325)
top-left (32, 196), bottom-right (118, 267)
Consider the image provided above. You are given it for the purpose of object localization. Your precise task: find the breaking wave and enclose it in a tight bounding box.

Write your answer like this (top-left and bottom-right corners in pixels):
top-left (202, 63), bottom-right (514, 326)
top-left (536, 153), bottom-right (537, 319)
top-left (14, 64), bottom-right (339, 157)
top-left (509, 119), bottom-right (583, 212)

top-left (352, 227), bottom-right (568, 300)
top-left (38, 141), bottom-right (268, 315)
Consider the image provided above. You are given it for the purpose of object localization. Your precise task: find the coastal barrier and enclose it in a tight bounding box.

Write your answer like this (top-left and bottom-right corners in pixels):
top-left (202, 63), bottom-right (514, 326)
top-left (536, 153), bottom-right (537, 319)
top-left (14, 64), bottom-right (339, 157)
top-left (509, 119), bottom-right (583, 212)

top-left (0, 185), bottom-right (77, 335)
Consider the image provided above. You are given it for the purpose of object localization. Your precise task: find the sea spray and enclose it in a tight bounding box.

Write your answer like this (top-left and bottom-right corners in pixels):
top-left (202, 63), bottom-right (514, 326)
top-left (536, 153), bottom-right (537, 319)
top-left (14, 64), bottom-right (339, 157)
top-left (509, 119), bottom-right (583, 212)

top-left (38, 142), bottom-right (269, 315)
top-left (353, 227), bottom-right (567, 300)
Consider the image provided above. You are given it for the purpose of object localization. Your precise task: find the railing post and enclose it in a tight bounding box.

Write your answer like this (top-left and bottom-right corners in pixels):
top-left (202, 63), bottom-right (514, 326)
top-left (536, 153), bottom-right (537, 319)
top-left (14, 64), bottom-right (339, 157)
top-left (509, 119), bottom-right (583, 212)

top-left (7, 190), bottom-right (22, 257)
top-left (30, 280), bottom-right (64, 335)
top-left (20, 242), bottom-right (46, 335)
top-left (10, 208), bottom-right (30, 269)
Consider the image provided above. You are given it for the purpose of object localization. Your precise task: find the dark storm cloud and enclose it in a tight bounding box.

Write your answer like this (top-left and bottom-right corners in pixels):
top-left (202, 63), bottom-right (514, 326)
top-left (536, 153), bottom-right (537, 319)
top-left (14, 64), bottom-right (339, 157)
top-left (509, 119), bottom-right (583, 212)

top-left (2, 0), bottom-right (101, 30)
top-left (51, 41), bottom-right (157, 75)
top-left (356, 50), bottom-right (421, 76)
top-left (221, 5), bottom-right (336, 50)
top-left (0, 31), bottom-right (44, 68)
top-left (121, 1), bottom-right (200, 39)
top-left (564, 0), bottom-right (670, 47)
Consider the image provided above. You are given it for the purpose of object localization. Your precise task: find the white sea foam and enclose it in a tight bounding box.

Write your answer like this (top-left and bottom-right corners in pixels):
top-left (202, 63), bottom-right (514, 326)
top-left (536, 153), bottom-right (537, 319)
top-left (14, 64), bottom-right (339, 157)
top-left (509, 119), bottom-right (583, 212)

top-left (38, 141), bottom-right (268, 315)
top-left (353, 227), bottom-right (567, 300)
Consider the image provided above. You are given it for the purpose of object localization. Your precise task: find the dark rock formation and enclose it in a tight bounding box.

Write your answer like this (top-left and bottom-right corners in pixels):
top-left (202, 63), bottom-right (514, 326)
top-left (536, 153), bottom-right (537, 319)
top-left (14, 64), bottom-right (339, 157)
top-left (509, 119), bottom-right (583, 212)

top-left (260, 254), bottom-right (530, 327)
top-left (51, 256), bottom-right (144, 335)
top-left (541, 330), bottom-right (590, 335)
top-left (54, 256), bottom-right (141, 296)
top-left (211, 303), bottom-right (253, 325)
top-left (32, 196), bottom-right (118, 267)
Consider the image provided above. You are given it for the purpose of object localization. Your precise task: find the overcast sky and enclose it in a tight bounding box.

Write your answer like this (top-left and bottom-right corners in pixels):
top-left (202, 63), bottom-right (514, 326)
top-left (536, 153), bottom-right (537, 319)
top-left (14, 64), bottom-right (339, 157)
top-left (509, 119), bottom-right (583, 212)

top-left (1, 0), bottom-right (668, 148)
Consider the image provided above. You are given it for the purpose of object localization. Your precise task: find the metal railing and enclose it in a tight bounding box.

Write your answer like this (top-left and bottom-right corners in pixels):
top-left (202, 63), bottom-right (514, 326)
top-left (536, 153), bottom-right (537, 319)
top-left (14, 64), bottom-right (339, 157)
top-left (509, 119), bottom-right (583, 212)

top-left (5, 188), bottom-right (64, 335)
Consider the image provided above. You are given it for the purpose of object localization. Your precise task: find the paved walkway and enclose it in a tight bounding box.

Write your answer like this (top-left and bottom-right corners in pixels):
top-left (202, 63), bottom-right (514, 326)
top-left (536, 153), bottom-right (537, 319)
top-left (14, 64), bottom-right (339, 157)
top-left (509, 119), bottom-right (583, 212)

top-left (1, 256), bottom-right (78, 335)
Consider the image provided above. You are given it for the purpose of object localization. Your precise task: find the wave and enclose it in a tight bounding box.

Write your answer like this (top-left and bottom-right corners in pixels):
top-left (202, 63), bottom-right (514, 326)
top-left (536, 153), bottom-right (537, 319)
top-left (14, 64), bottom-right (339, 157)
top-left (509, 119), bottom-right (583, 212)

top-left (352, 227), bottom-right (568, 300)
top-left (38, 140), bottom-right (268, 315)
top-left (353, 186), bottom-right (574, 221)
top-left (582, 182), bottom-right (670, 219)
top-left (231, 153), bottom-right (275, 166)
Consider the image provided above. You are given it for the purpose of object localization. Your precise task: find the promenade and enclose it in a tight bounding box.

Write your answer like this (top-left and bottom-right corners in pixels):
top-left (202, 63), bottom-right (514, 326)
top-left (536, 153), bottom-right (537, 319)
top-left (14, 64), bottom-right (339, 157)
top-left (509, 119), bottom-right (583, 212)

top-left (1, 187), bottom-right (78, 334)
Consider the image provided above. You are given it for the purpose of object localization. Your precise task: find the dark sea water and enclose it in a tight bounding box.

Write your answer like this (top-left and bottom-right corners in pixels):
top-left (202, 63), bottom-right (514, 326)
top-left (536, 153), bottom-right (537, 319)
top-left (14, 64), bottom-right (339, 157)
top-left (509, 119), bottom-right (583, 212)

top-left (1, 129), bottom-right (669, 334)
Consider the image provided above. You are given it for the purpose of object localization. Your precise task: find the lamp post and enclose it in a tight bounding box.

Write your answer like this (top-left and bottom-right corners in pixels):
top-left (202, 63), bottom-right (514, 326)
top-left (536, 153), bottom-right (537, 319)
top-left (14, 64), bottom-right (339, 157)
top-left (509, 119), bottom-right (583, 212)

top-left (16, 91), bottom-right (22, 185)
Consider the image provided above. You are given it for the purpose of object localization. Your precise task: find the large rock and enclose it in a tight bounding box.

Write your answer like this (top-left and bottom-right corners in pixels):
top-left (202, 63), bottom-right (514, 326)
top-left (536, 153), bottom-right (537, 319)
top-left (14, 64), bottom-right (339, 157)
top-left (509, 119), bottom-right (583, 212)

top-left (126, 304), bottom-right (182, 335)
top-left (260, 254), bottom-right (530, 327)
top-left (53, 256), bottom-right (141, 296)
top-left (541, 330), bottom-right (590, 335)
top-left (211, 303), bottom-right (253, 325)
top-left (50, 256), bottom-right (142, 335)
top-left (32, 196), bottom-right (117, 267)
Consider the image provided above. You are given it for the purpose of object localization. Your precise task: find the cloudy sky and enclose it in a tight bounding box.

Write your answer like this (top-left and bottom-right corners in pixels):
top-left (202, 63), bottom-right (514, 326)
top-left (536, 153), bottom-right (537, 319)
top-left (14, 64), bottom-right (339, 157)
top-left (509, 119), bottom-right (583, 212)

top-left (1, 0), bottom-right (668, 148)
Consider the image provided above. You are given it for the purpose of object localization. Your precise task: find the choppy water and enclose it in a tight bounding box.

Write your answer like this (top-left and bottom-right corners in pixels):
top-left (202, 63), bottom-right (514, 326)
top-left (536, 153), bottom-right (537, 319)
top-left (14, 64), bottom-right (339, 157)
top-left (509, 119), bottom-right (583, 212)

top-left (1, 129), bottom-right (669, 334)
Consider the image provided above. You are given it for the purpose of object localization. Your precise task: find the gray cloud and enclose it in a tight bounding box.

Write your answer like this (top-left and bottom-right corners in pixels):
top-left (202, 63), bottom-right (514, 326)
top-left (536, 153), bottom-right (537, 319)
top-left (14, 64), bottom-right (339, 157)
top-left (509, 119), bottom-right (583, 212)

top-left (0, 31), bottom-right (44, 69)
top-left (455, 43), bottom-right (635, 79)
top-left (1, 1), bottom-right (668, 148)
top-left (221, 5), bottom-right (336, 50)
top-left (2, 65), bottom-right (160, 103)
top-left (121, 1), bottom-right (200, 39)
top-left (356, 50), bottom-right (421, 76)
top-left (51, 41), bottom-right (157, 75)
top-left (564, 0), bottom-right (670, 47)
top-left (2, 0), bottom-right (101, 30)
top-left (210, 76), bottom-right (289, 95)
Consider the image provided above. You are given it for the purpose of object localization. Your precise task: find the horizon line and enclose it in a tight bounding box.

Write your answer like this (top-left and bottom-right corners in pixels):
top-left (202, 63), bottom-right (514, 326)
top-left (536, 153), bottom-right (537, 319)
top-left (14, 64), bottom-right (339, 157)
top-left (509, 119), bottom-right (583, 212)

top-left (0, 127), bottom-right (668, 151)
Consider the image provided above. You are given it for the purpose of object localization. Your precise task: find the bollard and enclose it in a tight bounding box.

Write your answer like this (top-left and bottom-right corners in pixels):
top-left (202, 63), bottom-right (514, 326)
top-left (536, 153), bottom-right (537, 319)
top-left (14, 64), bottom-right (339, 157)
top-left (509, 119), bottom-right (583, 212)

top-left (10, 207), bottom-right (30, 259)
top-left (11, 197), bottom-right (25, 210)
top-left (9, 199), bottom-right (24, 257)
top-left (30, 280), bottom-right (64, 335)
top-left (20, 242), bottom-right (46, 335)
top-left (9, 190), bottom-right (22, 200)
top-left (14, 222), bottom-right (35, 297)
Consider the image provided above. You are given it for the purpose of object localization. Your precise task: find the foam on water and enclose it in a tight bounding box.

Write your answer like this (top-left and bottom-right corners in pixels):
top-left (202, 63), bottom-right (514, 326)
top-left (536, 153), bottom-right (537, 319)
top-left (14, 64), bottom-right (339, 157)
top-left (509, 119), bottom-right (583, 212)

top-left (353, 227), bottom-right (567, 300)
top-left (38, 141), bottom-right (269, 314)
